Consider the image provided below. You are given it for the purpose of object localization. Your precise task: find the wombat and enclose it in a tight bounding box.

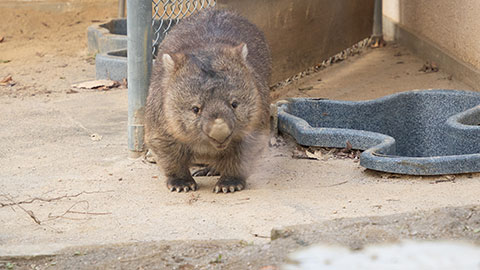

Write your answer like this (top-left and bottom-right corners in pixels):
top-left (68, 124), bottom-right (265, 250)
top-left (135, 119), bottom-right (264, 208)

top-left (145, 8), bottom-right (272, 193)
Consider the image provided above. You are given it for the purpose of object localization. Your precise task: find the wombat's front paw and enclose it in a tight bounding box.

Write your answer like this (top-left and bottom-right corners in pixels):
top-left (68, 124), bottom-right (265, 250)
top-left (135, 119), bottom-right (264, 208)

top-left (214, 177), bottom-right (246, 193)
top-left (167, 177), bottom-right (198, 192)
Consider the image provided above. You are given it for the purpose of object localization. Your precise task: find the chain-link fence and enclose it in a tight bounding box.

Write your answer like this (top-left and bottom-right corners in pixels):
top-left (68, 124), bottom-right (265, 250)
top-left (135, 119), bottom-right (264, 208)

top-left (127, 0), bottom-right (216, 156)
top-left (152, 0), bottom-right (215, 55)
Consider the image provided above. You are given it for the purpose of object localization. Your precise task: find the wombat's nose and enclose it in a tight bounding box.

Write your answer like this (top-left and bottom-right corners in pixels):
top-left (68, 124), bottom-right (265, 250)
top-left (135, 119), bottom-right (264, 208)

top-left (208, 118), bottom-right (231, 143)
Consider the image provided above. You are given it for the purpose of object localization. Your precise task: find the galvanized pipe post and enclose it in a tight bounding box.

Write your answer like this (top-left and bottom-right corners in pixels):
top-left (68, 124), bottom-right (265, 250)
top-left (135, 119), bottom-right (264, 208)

top-left (118, 0), bottom-right (126, 18)
top-left (372, 0), bottom-right (383, 38)
top-left (127, 0), bottom-right (152, 158)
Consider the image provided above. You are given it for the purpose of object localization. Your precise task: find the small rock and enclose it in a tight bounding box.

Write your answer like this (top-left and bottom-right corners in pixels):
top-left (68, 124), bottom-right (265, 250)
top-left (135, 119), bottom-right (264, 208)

top-left (271, 228), bottom-right (292, 240)
top-left (90, 133), bottom-right (102, 141)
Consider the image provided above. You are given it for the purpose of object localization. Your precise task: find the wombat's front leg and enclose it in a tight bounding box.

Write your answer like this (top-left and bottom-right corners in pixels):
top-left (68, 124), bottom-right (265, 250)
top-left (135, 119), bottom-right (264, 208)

top-left (213, 145), bottom-right (249, 193)
top-left (167, 175), bottom-right (197, 192)
top-left (148, 140), bottom-right (197, 192)
top-left (213, 132), bottom-right (269, 193)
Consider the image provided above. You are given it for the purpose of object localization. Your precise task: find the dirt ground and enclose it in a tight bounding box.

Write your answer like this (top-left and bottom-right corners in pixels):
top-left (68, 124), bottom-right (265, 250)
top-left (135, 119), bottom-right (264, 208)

top-left (4, 205), bottom-right (480, 269)
top-left (0, 0), bottom-right (118, 97)
top-left (1, 2), bottom-right (480, 270)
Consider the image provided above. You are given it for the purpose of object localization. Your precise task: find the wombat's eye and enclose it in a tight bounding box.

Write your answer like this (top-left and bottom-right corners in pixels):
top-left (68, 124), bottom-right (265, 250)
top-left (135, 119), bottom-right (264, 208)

top-left (192, 106), bottom-right (200, 114)
top-left (231, 101), bottom-right (238, 109)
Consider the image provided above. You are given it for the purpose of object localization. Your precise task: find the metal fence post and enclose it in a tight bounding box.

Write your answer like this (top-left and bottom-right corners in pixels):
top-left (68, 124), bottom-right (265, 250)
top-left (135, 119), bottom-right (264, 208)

top-left (372, 0), bottom-right (383, 38)
top-left (127, 0), bottom-right (152, 158)
top-left (118, 0), bottom-right (126, 18)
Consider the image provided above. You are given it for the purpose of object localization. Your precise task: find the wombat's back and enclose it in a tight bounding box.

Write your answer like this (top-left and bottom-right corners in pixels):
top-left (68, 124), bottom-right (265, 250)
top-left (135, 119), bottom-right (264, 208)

top-left (156, 8), bottom-right (271, 84)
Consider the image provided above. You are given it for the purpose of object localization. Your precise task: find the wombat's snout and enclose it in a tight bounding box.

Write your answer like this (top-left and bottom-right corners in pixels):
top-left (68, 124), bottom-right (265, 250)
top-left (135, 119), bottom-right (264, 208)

top-left (207, 118), bottom-right (232, 145)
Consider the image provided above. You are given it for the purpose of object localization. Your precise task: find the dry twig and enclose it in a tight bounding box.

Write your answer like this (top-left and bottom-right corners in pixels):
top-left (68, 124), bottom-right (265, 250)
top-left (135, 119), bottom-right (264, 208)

top-left (2, 194), bottom-right (41, 224)
top-left (45, 200), bottom-right (111, 222)
top-left (0, 190), bottom-right (114, 208)
top-left (0, 190), bottom-right (114, 225)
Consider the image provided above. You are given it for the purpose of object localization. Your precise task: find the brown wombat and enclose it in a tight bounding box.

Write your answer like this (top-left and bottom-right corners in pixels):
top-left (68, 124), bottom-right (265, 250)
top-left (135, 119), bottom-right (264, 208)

top-left (145, 8), bottom-right (272, 193)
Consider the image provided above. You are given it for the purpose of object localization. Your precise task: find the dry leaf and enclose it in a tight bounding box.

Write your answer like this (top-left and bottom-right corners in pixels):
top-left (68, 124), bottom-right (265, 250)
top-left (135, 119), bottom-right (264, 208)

top-left (72, 80), bottom-right (120, 90)
top-left (292, 149), bottom-right (310, 159)
top-left (90, 133), bottom-right (103, 141)
top-left (66, 89), bottom-right (78, 94)
top-left (299, 86), bottom-right (313, 91)
top-left (345, 140), bottom-right (353, 151)
top-left (0, 75), bottom-right (15, 86)
top-left (305, 149), bottom-right (322, 160)
top-left (260, 266), bottom-right (277, 270)
top-left (419, 61), bottom-right (439, 73)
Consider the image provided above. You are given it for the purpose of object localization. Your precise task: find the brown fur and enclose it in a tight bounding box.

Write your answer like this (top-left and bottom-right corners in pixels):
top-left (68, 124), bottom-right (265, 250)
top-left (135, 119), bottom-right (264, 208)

top-left (145, 8), bottom-right (271, 193)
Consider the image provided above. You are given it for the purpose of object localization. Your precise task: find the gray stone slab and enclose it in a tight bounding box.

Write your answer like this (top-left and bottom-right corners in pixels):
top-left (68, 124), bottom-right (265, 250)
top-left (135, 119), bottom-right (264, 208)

top-left (278, 89), bottom-right (480, 175)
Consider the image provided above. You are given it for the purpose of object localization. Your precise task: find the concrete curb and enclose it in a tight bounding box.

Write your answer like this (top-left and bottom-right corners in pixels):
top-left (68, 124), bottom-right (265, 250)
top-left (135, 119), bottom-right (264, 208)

top-left (95, 49), bottom-right (127, 81)
top-left (87, 19), bottom-right (171, 80)
top-left (87, 20), bottom-right (127, 55)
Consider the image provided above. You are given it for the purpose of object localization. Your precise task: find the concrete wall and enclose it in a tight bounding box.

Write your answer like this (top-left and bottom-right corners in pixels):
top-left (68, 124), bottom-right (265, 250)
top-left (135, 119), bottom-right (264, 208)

top-left (383, 0), bottom-right (480, 89)
top-left (217, 0), bottom-right (375, 83)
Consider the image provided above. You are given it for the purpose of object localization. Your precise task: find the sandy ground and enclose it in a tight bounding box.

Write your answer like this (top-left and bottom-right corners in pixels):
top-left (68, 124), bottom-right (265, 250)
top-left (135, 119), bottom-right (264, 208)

top-left (1, 1), bottom-right (480, 269)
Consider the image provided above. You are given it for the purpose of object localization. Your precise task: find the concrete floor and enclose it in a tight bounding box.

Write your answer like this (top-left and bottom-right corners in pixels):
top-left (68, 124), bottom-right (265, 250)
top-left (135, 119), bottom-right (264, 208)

top-left (1, 44), bottom-right (480, 258)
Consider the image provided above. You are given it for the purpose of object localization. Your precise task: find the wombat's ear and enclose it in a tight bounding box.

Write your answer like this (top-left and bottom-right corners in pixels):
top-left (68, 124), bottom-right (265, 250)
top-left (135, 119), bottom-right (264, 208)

top-left (162, 53), bottom-right (185, 73)
top-left (230, 43), bottom-right (248, 62)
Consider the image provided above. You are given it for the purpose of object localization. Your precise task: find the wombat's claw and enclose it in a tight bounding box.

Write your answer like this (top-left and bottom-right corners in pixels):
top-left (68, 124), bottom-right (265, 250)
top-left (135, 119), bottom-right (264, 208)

top-left (213, 178), bottom-right (245, 193)
top-left (167, 178), bottom-right (197, 192)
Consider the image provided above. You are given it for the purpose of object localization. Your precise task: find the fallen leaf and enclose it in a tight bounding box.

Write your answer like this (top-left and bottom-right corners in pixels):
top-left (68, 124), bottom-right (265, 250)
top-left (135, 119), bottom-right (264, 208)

top-left (72, 80), bottom-right (120, 90)
top-left (370, 37), bottom-right (386, 48)
top-left (90, 133), bottom-right (103, 141)
top-left (292, 149), bottom-right (310, 159)
top-left (0, 75), bottom-right (15, 86)
top-left (299, 86), bottom-right (313, 91)
top-left (178, 264), bottom-right (195, 270)
top-left (339, 140), bottom-right (353, 153)
top-left (1, 75), bottom-right (12, 83)
top-left (305, 149), bottom-right (322, 160)
top-left (431, 175), bottom-right (456, 184)
top-left (419, 61), bottom-right (439, 73)
top-left (345, 141), bottom-right (352, 151)
top-left (66, 89), bottom-right (78, 94)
